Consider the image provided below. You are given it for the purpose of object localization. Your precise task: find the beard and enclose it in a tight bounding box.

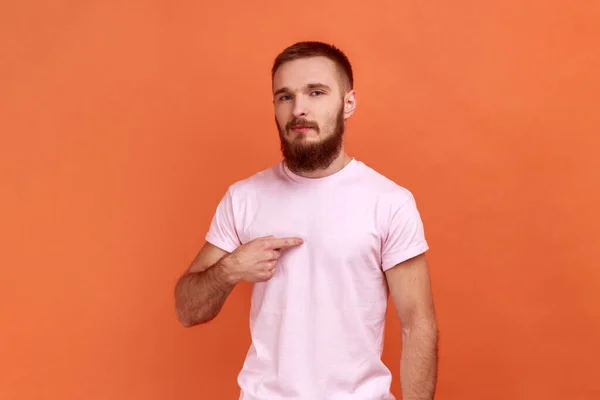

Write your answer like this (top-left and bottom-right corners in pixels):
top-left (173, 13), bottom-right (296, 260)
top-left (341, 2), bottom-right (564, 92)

top-left (277, 106), bottom-right (345, 174)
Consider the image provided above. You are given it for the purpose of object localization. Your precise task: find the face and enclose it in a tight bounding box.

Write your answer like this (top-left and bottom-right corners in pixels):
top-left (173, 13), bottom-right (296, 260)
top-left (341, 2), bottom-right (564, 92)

top-left (272, 56), bottom-right (356, 173)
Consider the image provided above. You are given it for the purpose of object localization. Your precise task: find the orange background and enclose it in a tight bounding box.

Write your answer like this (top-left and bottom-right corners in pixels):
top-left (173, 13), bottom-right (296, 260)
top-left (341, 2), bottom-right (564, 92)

top-left (2, 1), bottom-right (599, 399)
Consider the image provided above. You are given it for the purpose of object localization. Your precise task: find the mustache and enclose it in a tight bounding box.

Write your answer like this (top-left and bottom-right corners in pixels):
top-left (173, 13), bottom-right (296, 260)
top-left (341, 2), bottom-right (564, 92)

top-left (286, 118), bottom-right (319, 131)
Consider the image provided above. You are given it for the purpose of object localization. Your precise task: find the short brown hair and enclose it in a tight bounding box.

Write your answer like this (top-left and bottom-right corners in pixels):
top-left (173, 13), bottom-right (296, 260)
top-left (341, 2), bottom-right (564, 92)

top-left (271, 41), bottom-right (354, 91)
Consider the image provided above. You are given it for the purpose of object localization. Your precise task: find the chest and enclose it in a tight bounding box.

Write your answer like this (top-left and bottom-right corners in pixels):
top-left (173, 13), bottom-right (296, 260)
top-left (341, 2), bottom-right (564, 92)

top-left (237, 187), bottom-right (390, 315)
top-left (236, 188), bottom-right (384, 269)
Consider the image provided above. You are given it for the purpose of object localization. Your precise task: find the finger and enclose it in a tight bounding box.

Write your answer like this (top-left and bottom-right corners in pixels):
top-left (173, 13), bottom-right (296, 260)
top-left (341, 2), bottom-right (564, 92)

top-left (261, 267), bottom-right (276, 280)
top-left (270, 250), bottom-right (281, 260)
top-left (261, 260), bottom-right (278, 269)
top-left (257, 235), bottom-right (275, 240)
top-left (266, 237), bottom-right (304, 250)
top-left (258, 250), bottom-right (279, 262)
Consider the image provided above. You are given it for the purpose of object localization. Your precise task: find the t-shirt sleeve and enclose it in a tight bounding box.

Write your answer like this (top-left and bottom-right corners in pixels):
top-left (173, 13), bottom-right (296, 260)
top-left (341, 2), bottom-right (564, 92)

top-left (381, 191), bottom-right (429, 271)
top-left (204, 186), bottom-right (242, 253)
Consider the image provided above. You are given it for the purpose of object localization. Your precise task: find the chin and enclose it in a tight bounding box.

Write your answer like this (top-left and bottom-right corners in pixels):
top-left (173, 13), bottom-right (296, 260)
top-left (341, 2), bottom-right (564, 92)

top-left (292, 131), bottom-right (319, 139)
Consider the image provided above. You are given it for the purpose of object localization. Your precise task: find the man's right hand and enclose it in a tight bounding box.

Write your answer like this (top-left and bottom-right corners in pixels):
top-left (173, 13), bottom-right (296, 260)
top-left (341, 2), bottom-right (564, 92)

top-left (220, 236), bottom-right (304, 284)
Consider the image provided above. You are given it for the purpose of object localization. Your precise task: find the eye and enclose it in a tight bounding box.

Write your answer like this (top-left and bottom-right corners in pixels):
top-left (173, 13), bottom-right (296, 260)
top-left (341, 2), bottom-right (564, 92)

top-left (310, 91), bottom-right (324, 96)
top-left (279, 94), bottom-right (292, 101)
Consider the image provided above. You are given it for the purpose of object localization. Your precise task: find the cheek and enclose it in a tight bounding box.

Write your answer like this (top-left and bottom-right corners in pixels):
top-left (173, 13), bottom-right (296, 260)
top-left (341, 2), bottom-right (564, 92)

top-left (275, 107), bottom-right (291, 126)
top-left (322, 112), bottom-right (338, 130)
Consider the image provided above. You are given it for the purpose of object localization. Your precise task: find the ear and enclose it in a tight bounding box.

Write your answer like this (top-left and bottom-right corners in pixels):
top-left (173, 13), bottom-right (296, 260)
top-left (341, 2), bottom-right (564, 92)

top-left (343, 89), bottom-right (356, 119)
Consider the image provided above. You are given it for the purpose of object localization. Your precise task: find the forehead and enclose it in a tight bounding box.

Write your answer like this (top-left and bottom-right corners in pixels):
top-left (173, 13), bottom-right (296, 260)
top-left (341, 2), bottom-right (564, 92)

top-left (273, 56), bottom-right (342, 92)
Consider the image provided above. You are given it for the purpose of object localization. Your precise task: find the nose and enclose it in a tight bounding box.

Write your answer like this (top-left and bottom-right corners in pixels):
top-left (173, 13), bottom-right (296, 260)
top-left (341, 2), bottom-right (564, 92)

top-left (292, 96), bottom-right (308, 118)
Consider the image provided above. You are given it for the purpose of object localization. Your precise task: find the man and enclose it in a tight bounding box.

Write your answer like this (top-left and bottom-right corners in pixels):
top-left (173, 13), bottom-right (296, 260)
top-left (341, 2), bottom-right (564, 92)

top-left (175, 41), bottom-right (438, 400)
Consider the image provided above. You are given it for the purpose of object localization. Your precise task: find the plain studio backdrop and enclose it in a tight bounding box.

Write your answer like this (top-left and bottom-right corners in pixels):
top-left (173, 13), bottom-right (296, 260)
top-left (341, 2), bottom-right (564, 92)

top-left (1, 1), bottom-right (599, 399)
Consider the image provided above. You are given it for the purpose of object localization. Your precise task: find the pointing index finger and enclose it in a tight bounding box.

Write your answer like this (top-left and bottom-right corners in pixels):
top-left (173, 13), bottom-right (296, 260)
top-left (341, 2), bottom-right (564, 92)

top-left (267, 237), bottom-right (304, 249)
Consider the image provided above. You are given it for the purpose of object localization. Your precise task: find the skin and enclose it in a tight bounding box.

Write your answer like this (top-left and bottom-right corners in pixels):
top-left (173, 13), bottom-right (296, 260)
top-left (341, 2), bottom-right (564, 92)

top-left (174, 236), bottom-right (303, 326)
top-left (174, 55), bottom-right (438, 399)
top-left (386, 252), bottom-right (438, 400)
top-left (273, 56), bottom-right (356, 177)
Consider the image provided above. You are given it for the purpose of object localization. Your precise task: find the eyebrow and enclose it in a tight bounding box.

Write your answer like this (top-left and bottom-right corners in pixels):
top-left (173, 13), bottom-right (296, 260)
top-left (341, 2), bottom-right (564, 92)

top-left (273, 83), bottom-right (332, 97)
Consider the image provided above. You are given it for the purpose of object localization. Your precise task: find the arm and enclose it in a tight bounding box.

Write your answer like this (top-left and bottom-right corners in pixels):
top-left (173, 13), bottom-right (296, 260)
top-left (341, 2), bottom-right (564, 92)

top-left (385, 252), bottom-right (438, 400)
top-left (174, 236), bottom-right (304, 327)
top-left (174, 241), bottom-right (236, 327)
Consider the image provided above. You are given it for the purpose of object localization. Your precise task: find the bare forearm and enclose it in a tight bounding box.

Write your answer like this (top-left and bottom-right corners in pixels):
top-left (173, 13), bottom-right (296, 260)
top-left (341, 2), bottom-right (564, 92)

top-left (400, 320), bottom-right (438, 400)
top-left (175, 261), bottom-right (235, 327)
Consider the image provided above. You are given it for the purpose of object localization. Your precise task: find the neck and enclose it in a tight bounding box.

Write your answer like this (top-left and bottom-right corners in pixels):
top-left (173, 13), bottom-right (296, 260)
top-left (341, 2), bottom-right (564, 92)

top-left (287, 151), bottom-right (352, 179)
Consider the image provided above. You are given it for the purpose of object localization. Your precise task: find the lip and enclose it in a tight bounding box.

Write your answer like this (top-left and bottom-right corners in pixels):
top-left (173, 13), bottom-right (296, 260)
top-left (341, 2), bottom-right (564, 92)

top-left (291, 127), bottom-right (313, 133)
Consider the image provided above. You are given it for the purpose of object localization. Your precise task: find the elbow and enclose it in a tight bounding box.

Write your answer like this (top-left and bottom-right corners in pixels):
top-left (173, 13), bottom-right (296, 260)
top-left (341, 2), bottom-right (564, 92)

top-left (173, 277), bottom-right (218, 327)
top-left (180, 320), bottom-right (200, 328)
top-left (177, 313), bottom-right (197, 328)
top-left (175, 305), bottom-right (194, 328)
top-left (175, 303), bottom-right (214, 328)
top-left (401, 316), bottom-right (438, 340)
top-left (174, 280), bottom-right (202, 328)
top-left (176, 307), bottom-right (204, 328)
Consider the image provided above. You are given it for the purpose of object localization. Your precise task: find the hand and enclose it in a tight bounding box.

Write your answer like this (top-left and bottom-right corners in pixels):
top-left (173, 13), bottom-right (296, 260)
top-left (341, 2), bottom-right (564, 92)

top-left (220, 236), bottom-right (304, 284)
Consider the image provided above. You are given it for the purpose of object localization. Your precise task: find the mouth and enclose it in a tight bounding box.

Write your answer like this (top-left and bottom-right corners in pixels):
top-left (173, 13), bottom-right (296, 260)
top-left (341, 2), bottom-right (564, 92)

top-left (290, 126), bottom-right (314, 133)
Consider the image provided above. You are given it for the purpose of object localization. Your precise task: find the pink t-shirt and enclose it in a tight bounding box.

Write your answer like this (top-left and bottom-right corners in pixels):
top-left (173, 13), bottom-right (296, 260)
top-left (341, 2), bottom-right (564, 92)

top-left (205, 158), bottom-right (429, 400)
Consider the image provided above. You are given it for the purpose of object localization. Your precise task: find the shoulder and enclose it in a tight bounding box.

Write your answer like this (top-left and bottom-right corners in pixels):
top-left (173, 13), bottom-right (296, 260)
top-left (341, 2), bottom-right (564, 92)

top-left (225, 161), bottom-right (284, 199)
top-left (354, 160), bottom-right (417, 206)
